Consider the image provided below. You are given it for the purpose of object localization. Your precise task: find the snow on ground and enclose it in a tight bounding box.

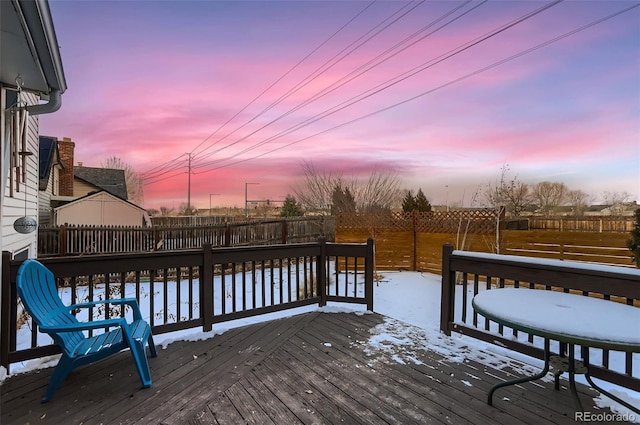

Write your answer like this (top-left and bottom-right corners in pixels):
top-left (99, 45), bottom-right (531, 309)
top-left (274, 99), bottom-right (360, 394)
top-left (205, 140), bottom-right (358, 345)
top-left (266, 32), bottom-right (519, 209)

top-left (3, 270), bottom-right (639, 421)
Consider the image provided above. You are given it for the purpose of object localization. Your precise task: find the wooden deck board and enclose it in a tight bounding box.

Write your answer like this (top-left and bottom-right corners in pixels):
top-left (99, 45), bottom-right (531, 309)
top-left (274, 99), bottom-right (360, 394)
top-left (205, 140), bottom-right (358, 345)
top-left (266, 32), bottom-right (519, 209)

top-left (1, 311), bottom-right (616, 425)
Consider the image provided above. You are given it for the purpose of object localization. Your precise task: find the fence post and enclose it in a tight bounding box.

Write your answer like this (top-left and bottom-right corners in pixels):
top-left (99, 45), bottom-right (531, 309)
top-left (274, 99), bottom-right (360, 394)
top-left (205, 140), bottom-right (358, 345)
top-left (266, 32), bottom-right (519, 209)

top-left (317, 237), bottom-right (327, 307)
top-left (59, 225), bottom-right (67, 257)
top-left (224, 223), bottom-right (231, 247)
top-left (1, 251), bottom-right (12, 371)
top-left (201, 244), bottom-right (214, 332)
top-left (440, 244), bottom-right (454, 336)
top-left (365, 238), bottom-right (374, 311)
top-left (281, 220), bottom-right (288, 244)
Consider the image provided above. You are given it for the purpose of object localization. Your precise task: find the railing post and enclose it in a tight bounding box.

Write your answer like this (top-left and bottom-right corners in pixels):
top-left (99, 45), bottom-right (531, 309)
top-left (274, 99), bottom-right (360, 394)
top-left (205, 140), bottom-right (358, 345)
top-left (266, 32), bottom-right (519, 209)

top-left (365, 238), bottom-right (374, 311)
top-left (201, 244), bottom-right (214, 332)
top-left (317, 237), bottom-right (327, 307)
top-left (1, 251), bottom-right (12, 371)
top-left (440, 244), bottom-right (455, 336)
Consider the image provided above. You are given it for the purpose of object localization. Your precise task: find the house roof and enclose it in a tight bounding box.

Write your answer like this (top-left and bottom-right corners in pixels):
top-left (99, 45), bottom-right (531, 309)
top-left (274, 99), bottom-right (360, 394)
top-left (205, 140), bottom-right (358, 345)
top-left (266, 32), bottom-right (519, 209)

top-left (74, 166), bottom-right (128, 200)
top-left (38, 135), bottom-right (60, 190)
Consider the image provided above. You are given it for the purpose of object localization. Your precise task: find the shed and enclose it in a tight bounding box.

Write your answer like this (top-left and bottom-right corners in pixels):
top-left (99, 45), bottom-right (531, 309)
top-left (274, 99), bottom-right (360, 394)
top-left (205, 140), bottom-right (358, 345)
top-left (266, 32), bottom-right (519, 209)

top-left (54, 191), bottom-right (150, 227)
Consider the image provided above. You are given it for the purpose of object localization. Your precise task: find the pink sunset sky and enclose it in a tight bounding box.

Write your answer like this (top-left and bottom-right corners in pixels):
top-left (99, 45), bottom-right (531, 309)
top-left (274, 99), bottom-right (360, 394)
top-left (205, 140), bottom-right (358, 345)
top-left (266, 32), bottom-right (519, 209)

top-left (39, 1), bottom-right (640, 210)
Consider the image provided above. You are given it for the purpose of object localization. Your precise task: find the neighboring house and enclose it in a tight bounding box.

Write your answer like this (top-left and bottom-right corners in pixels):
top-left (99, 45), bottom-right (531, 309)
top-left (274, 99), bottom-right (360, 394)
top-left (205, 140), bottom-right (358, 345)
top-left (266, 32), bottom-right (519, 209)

top-left (73, 165), bottom-right (128, 200)
top-left (38, 135), bottom-right (64, 226)
top-left (1, 0), bottom-right (67, 261)
top-left (54, 191), bottom-right (150, 227)
top-left (584, 202), bottom-right (638, 217)
top-left (38, 137), bottom-right (150, 227)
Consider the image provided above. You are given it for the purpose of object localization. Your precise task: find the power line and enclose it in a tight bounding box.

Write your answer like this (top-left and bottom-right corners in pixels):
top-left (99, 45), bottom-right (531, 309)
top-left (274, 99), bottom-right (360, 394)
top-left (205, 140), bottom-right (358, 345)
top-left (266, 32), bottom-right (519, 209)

top-left (191, 0), bottom-right (560, 170)
top-left (141, 1), bottom-right (378, 184)
top-left (190, 2), bottom-right (639, 175)
top-left (144, 1), bottom-right (425, 184)
top-left (190, 0), bottom-right (425, 166)
top-left (189, 0), bottom-right (378, 160)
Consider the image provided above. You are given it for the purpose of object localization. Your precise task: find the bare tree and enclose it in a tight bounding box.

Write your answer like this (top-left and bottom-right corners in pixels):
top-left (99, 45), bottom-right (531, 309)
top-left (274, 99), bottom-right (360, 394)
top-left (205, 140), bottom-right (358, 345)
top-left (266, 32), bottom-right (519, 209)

top-left (102, 156), bottom-right (144, 204)
top-left (352, 166), bottom-right (402, 213)
top-left (177, 202), bottom-right (197, 216)
top-left (602, 191), bottom-right (631, 205)
top-left (484, 165), bottom-right (531, 217)
top-left (293, 161), bottom-right (344, 215)
top-left (159, 206), bottom-right (174, 216)
top-left (294, 161), bottom-right (401, 214)
top-left (531, 181), bottom-right (569, 217)
top-left (567, 190), bottom-right (592, 217)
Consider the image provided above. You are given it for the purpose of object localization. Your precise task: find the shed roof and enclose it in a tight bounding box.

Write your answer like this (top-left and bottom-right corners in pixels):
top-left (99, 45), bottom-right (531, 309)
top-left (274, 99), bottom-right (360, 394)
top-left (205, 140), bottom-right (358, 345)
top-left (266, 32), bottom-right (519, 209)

top-left (74, 166), bottom-right (128, 200)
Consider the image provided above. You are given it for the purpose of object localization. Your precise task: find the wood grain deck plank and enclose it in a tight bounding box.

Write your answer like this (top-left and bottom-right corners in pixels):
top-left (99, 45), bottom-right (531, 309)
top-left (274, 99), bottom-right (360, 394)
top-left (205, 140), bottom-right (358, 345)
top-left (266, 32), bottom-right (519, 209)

top-left (1, 312), bottom-right (616, 425)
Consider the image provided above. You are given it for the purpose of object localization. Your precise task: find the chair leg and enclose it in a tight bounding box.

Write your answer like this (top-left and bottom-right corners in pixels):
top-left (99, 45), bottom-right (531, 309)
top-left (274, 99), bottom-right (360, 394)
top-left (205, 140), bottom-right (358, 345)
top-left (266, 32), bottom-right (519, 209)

top-left (130, 340), bottom-right (152, 388)
top-left (43, 355), bottom-right (74, 403)
top-left (148, 334), bottom-right (158, 358)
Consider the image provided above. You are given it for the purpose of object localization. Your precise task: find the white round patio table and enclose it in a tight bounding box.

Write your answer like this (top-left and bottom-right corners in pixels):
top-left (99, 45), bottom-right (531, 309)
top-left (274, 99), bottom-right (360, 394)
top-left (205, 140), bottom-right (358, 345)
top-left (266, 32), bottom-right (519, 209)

top-left (472, 288), bottom-right (640, 414)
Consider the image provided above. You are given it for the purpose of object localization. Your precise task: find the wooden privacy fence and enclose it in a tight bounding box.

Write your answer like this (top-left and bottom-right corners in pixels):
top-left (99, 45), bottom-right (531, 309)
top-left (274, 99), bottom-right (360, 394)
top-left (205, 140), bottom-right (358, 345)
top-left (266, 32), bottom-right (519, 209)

top-left (529, 216), bottom-right (635, 232)
top-left (38, 217), bottom-right (331, 257)
top-left (336, 212), bottom-right (636, 273)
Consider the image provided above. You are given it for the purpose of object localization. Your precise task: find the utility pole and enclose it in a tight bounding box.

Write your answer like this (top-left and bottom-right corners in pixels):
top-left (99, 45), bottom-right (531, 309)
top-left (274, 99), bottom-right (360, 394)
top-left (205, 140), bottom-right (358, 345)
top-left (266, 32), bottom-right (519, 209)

top-left (187, 153), bottom-right (192, 213)
top-left (245, 182), bottom-right (259, 217)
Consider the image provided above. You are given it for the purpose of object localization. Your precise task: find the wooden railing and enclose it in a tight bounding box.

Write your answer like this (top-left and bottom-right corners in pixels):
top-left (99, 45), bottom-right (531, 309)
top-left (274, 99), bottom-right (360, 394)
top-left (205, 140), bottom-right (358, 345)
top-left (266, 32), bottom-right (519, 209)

top-left (38, 217), bottom-right (332, 257)
top-left (1, 238), bottom-right (374, 372)
top-left (440, 244), bottom-right (640, 392)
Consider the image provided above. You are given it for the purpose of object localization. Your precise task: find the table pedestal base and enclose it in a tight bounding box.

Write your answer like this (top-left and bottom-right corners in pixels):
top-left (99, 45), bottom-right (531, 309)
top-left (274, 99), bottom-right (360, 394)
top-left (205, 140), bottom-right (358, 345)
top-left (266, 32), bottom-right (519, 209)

top-left (487, 342), bottom-right (640, 415)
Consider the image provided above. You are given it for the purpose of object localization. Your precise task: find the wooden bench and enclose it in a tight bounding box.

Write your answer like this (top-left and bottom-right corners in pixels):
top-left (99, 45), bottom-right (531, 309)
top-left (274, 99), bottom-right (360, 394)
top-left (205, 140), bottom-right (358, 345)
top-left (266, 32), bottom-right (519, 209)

top-left (16, 259), bottom-right (157, 402)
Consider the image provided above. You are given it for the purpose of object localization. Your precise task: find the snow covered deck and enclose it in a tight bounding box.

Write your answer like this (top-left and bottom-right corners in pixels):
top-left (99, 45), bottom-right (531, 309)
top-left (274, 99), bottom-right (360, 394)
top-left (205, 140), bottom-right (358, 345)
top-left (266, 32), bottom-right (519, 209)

top-left (1, 312), bottom-right (610, 424)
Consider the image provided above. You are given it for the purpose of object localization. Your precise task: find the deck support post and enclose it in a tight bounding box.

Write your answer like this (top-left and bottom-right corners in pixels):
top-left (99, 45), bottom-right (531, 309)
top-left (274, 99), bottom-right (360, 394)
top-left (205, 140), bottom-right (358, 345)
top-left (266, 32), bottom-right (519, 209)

top-left (318, 237), bottom-right (327, 307)
top-left (201, 244), bottom-right (214, 332)
top-left (440, 244), bottom-right (454, 336)
top-left (365, 238), bottom-right (374, 311)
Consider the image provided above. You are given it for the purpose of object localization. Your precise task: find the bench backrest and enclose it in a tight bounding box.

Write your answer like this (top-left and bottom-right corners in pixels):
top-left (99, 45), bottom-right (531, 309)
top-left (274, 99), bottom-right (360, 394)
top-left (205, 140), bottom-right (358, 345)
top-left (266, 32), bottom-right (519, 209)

top-left (16, 259), bottom-right (85, 356)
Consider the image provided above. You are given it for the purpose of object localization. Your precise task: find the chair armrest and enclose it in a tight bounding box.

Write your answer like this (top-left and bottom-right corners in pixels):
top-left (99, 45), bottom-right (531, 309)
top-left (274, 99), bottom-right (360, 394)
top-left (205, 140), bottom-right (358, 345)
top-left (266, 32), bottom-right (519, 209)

top-left (40, 317), bottom-right (127, 333)
top-left (67, 298), bottom-right (144, 321)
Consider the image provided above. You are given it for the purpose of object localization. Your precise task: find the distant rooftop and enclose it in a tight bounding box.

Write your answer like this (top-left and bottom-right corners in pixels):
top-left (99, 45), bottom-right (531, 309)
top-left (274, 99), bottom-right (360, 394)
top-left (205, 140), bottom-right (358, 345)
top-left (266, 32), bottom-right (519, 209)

top-left (74, 166), bottom-right (128, 200)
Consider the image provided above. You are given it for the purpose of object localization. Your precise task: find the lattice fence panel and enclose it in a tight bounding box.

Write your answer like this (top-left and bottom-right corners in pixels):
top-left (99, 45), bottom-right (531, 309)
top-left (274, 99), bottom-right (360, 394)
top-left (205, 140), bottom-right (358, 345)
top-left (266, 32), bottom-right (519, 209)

top-left (415, 210), bottom-right (498, 234)
top-left (336, 212), bottom-right (413, 232)
top-left (337, 211), bottom-right (499, 234)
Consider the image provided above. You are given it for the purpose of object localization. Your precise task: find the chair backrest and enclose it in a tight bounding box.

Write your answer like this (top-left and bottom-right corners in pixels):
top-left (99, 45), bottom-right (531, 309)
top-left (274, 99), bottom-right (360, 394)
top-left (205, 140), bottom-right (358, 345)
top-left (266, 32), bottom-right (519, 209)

top-left (16, 259), bottom-right (85, 355)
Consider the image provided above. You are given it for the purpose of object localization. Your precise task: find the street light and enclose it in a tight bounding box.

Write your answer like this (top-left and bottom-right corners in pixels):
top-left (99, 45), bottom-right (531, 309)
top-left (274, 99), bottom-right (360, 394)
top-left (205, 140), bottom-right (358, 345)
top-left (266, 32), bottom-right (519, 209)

top-left (209, 193), bottom-right (220, 216)
top-left (445, 185), bottom-right (449, 212)
top-left (245, 182), bottom-right (259, 217)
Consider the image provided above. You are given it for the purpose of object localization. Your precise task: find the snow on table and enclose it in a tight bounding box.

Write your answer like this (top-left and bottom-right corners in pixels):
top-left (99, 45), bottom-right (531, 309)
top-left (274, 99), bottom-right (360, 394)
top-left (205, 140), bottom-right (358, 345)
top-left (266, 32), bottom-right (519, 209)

top-left (472, 288), bottom-right (640, 350)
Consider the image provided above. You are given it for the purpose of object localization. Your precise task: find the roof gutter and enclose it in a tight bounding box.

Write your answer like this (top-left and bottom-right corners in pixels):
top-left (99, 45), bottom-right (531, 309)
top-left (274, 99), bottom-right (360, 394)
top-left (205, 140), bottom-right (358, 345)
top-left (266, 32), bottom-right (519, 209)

top-left (17, 0), bottom-right (67, 115)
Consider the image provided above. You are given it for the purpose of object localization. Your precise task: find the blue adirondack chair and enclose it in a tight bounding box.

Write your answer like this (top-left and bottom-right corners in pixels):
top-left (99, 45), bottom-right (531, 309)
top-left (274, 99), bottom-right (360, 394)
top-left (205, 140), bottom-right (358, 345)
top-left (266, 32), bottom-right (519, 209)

top-left (16, 259), bottom-right (157, 402)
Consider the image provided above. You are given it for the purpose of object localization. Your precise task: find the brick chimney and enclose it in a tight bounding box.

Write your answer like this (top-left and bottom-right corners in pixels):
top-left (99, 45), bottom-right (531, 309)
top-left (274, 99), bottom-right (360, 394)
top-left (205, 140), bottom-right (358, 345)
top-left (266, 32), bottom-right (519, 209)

top-left (57, 137), bottom-right (75, 196)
